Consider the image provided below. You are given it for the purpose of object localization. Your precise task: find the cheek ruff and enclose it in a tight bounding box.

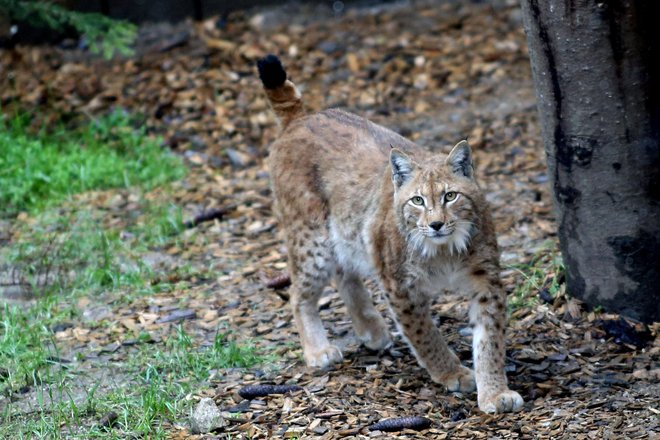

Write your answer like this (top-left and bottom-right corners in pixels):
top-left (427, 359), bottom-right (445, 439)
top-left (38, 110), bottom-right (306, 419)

top-left (447, 221), bottom-right (473, 255)
top-left (407, 221), bottom-right (474, 258)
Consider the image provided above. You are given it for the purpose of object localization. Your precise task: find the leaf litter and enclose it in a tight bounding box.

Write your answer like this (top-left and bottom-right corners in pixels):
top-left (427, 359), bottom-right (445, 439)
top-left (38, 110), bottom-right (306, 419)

top-left (1, 0), bottom-right (659, 438)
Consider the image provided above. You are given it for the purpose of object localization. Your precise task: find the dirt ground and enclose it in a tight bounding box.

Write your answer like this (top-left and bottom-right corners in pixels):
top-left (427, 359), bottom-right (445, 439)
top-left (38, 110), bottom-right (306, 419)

top-left (1, 0), bottom-right (658, 438)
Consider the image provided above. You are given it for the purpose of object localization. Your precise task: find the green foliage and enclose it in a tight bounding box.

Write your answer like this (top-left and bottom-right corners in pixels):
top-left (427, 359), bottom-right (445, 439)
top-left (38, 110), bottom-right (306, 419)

top-left (0, 0), bottom-right (136, 58)
top-left (0, 305), bottom-right (269, 438)
top-left (508, 243), bottom-right (564, 313)
top-left (0, 102), bottom-right (269, 438)
top-left (2, 202), bottom-right (198, 299)
top-left (0, 110), bottom-right (187, 217)
top-left (0, 299), bottom-right (77, 397)
top-left (72, 328), bottom-right (268, 438)
top-left (0, 101), bottom-right (257, 438)
top-left (152, 326), bottom-right (267, 382)
top-left (132, 202), bottom-right (186, 247)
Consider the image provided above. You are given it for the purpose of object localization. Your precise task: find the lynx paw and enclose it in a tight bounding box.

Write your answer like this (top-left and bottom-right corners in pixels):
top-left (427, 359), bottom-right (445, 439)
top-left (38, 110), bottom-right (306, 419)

top-left (357, 317), bottom-right (391, 351)
top-left (305, 345), bottom-right (343, 369)
top-left (433, 366), bottom-right (476, 393)
top-left (478, 389), bottom-right (524, 413)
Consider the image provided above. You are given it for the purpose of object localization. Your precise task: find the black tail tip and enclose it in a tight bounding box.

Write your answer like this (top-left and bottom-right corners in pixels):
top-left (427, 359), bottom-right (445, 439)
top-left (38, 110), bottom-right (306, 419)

top-left (257, 54), bottom-right (287, 89)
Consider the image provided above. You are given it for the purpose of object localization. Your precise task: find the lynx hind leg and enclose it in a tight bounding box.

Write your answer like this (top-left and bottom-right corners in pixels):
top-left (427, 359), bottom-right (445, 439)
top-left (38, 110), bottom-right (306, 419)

top-left (336, 272), bottom-right (391, 351)
top-left (288, 230), bottom-right (342, 369)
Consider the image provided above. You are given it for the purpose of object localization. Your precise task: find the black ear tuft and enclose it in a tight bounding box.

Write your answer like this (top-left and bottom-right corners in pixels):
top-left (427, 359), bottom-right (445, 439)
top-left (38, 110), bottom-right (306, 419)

top-left (257, 54), bottom-right (287, 89)
top-left (446, 140), bottom-right (473, 178)
top-left (390, 148), bottom-right (415, 188)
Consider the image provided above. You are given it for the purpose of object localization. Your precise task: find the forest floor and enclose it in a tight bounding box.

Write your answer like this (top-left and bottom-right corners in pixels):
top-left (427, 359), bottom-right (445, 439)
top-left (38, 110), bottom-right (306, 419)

top-left (0, 0), bottom-right (658, 439)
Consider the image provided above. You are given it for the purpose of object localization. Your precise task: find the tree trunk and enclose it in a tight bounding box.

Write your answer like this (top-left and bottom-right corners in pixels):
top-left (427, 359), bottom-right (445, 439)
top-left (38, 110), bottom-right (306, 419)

top-left (520, 0), bottom-right (660, 323)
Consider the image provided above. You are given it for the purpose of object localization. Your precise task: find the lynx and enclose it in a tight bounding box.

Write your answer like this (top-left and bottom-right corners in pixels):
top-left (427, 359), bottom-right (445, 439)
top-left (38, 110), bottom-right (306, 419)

top-left (257, 55), bottom-right (524, 413)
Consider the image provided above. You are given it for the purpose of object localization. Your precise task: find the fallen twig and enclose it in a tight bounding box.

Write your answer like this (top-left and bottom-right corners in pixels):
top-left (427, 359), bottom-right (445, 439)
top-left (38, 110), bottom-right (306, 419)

top-left (265, 273), bottom-right (291, 290)
top-left (184, 205), bottom-right (237, 228)
top-left (258, 271), bottom-right (291, 300)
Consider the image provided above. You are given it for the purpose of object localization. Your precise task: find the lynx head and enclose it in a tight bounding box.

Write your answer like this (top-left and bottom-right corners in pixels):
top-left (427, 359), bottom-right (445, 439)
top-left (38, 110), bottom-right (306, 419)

top-left (390, 140), bottom-right (479, 258)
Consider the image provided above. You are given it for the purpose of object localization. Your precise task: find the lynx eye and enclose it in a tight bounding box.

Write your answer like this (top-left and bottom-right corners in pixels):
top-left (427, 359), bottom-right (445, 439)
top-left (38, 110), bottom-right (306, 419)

top-left (444, 191), bottom-right (457, 202)
top-left (411, 196), bottom-right (425, 206)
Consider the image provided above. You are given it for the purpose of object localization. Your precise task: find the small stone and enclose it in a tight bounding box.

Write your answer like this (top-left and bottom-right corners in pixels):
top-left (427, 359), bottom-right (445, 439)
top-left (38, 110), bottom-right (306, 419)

top-left (189, 135), bottom-right (208, 150)
top-left (190, 397), bottom-right (224, 434)
top-left (318, 40), bottom-right (340, 54)
top-left (82, 305), bottom-right (112, 322)
top-left (284, 427), bottom-right (306, 438)
top-left (51, 322), bottom-right (75, 333)
top-left (98, 411), bottom-right (118, 429)
top-left (226, 148), bottom-right (253, 168)
top-left (249, 10), bottom-right (289, 31)
top-left (313, 425), bottom-right (329, 435)
top-left (632, 369), bottom-right (649, 380)
top-left (156, 309), bottom-right (196, 324)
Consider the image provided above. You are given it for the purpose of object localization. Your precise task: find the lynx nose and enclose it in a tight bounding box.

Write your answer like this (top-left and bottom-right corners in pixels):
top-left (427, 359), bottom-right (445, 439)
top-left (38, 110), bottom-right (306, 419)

top-left (429, 221), bottom-right (444, 231)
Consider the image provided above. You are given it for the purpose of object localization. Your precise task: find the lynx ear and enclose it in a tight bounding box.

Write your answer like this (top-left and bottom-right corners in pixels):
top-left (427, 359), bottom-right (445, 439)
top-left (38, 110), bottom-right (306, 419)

top-left (446, 140), bottom-right (473, 178)
top-left (390, 148), bottom-right (415, 188)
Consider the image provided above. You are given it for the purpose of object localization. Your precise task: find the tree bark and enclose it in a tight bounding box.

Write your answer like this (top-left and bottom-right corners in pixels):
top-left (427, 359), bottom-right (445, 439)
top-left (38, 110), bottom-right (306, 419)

top-left (520, 0), bottom-right (660, 323)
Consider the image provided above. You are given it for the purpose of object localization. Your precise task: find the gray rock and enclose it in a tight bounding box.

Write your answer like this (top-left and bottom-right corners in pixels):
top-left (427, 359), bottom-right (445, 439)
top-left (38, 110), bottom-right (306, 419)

top-left (248, 10), bottom-right (290, 32)
top-left (190, 397), bottom-right (224, 434)
top-left (226, 148), bottom-right (253, 169)
top-left (318, 40), bottom-right (341, 54)
top-left (82, 305), bottom-right (112, 323)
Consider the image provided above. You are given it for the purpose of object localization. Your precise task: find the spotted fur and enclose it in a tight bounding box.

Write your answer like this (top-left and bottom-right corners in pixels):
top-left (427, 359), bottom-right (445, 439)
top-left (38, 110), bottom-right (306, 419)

top-left (257, 55), bottom-right (523, 413)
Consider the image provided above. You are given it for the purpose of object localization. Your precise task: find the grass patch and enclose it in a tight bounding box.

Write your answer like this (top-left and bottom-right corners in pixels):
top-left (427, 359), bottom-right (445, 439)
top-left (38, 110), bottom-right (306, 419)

top-left (1, 108), bottom-right (193, 299)
top-left (0, 110), bottom-right (186, 217)
top-left (0, 299), bottom-right (77, 396)
top-left (130, 201), bottom-right (186, 247)
top-left (0, 108), bottom-right (266, 438)
top-left (152, 325), bottom-right (267, 380)
top-left (507, 243), bottom-right (564, 313)
top-left (3, 208), bottom-right (154, 297)
top-left (2, 198), bottom-right (219, 300)
top-left (89, 327), bottom-right (267, 439)
top-left (0, 315), bottom-right (268, 439)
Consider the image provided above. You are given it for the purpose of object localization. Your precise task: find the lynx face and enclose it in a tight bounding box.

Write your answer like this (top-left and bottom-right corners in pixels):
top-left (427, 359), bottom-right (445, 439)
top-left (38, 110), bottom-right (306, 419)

top-left (391, 142), bottom-right (477, 257)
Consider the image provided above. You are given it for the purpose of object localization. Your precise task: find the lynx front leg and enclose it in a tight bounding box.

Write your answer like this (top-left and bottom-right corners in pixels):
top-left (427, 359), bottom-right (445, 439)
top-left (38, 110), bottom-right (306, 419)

top-left (469, 275), bottom-right (524, 413)
top-left (387, 286), bottom-right (475, 393)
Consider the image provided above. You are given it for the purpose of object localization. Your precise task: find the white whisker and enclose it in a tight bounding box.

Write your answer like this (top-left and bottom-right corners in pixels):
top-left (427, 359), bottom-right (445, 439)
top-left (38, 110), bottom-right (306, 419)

top-left (449, 220), bottom-right (475, 255)
top-left (406, 219), bottom-right (475, 259)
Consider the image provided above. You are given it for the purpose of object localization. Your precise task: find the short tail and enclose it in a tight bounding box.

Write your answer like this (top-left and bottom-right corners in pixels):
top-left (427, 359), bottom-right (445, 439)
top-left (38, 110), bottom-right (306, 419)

top-left (257, 55), bottom-right (305, 126)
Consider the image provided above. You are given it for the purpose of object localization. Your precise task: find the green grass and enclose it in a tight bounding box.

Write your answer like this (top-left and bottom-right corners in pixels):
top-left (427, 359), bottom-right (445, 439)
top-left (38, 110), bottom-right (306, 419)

top-left (0, 302), bottom-right (268, 438)
top-left (3, 207), bottom-right (154, 297)
top-left (0, 110), bottom-right (187, 217)
top-left (507, 243), bottom-right (564, 313)
top-left (91, 327), bottom-right (266, 439)
top-left (152, 326), bottom-right (267, 380)
top-left (0, 299), bottom-right (78, 396)
top-left (131, 201), bottom-right (186, 247)
top-left (0, 0), bottom-right (137, 59)
top-left (0, 109), bottom-right (272, 438)
top-left (2, 199), bottom-right (218, 302)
